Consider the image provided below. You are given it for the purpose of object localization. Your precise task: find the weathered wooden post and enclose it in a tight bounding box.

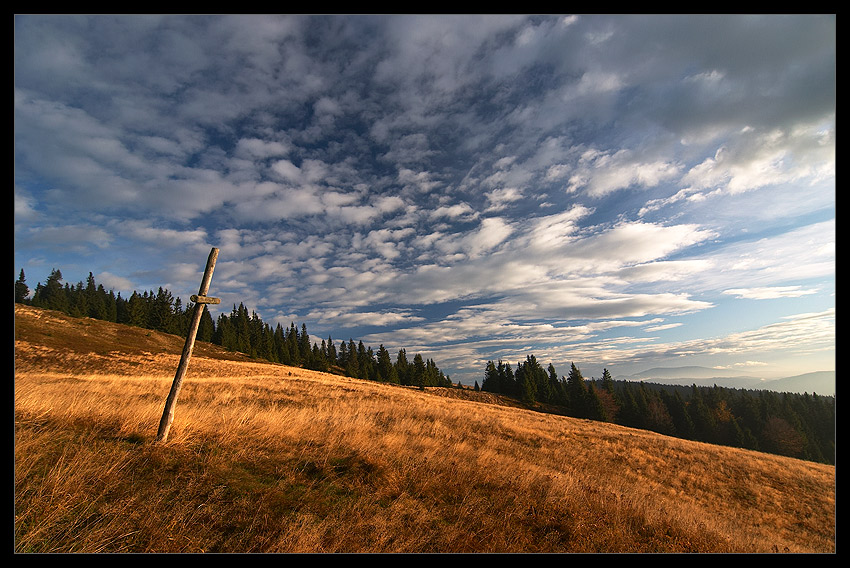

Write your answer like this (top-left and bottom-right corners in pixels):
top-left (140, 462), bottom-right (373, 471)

top-left (155, 247), bottom-right (221, 443)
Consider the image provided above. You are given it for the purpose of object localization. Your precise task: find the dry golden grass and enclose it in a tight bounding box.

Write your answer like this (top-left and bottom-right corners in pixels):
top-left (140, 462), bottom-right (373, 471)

top-left (14, 305), bottom-right (835, 553)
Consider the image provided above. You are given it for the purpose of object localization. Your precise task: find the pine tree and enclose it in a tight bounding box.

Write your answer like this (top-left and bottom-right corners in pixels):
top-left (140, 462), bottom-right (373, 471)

top-left (338, 340), bottom-right (348, 369)
top-left (345, 342), bottom-right (356, 378)
top-left (285, 323), bottom-right (299, 365)
top-left (273, 324), bottom-right (289, 364)
top-left (396, 349), bottom-right (410, 385)
top-left (689, 385), bottom-right (717, 443)
top-left (84, 272), bottom-right (107, 320)
top-left (566, 363), bottom-right (587, 417)
top-left (377, 345), bottom-right (398, 383)
top-left (585, 381), bottom-right (608, 421)
top-left (601, 368), bottom-right (615, 394)
top-left (482, 360), bottom-right (499, 392)
top-left (501, 362), bottom-right (516, 396)
top-left (68, 281), bottom-right (87, 317)
top-left (665, 390), bottom-right (695, 439)
top-left (104, 289), bottom-right (118, 322)
top-left (38, 269), bottom-right (69, 313)
top-left (595, 368), bottom-right (620, 421)
top-left (198, 305), bottom-right (215, 342)
top-left (518, 367), bottom-right (536, 404)
top-left (15, 269), bottom-right (29, 304)
top-left (327, 336), bottom-right (338, 367)
top-left (149, 287), bottom-right (176, 333)
top-left (526, 355), bottom-right (551, 403)
top-left (232, 304), bottom-right (251, 355)
top-left (548, 363), bottom-right (567, 406)
top-left (299, 324), bottom-right (312, 364)
top-left (411, 353), bottom-right (426, 390)
top-left (126, 291), bottom-right (149, 328)
top-left (115, 292), bottom-right (129, 324)
top-left (259, 323), bottom-right (277, 362)
top-left (358, 341), bottom-right (373, 380)
top-left (310, 343), bottom-right (328, 371)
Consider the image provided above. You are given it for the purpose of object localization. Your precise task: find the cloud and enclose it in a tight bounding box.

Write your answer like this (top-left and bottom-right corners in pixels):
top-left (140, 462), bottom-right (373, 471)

top-left (271, 159), bottom-right (302, 182)
top-left (117, 219), bottom-right (208, 248)
top-left (734, 360), bottom-right (769, 368)
top-left (307, 308), bottom-right (425, 329)
top-left (14, 186), bottom-right (39, 221)
top-left (689, 220), bottom-right (834, 292)
top-left (484, 187), bottom-right (524, 211)
top-left (644, 323), bottom-right (683, 332)
top-left (235, 137), bottom-right (290, 160)
top-left (429, 203), bottom-right (476, 221)
top-left (567, 148), bottom-right (682, 197)
top-left (14, 15), bottom-right (835, 382)
top-left (95, 271), bottom-right (135, 294)
top-left (433, 217), bottom-right (514, 259)
top-left (16, 223), bottom-right (112, 252)
top-left (681, 120), bottom-right (835, 196)
top-left (722, 286), bottom-right (819, 300)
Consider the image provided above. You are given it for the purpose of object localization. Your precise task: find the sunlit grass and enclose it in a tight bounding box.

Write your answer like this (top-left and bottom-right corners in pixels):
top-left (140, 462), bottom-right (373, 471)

top-left (15, 368), bottom-right (835, 553)
top-left (14, 306), bottom-right (835, 553)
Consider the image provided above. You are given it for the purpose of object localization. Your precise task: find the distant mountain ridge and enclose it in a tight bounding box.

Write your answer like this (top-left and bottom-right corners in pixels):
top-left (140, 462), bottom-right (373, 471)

top-left (629, 366), bottom-right (751, 379)
top-left (617, 366), bottom-right (834, 395)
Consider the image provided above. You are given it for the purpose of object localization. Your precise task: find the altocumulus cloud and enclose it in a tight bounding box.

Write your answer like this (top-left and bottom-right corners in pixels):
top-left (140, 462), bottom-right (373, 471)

top-left (14, 14), bottom-right (834, 382)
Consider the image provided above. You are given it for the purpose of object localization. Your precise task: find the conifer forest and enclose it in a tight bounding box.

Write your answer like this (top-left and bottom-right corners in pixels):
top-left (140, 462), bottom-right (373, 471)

top-left (15, 268), bottom-right (835, 465)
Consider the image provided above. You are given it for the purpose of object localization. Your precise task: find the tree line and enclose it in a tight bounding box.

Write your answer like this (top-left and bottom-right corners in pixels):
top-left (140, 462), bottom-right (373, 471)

top-left (478, 356), bottom-right (835, 465)
top-left (15, 268), bottom-right (834, 464)
top-left (14, 268), bottom-right (453, 390)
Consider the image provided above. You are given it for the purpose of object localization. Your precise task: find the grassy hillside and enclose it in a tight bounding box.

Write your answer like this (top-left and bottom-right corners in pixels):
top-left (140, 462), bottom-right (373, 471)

top-left (14, 304), bottom-right (835, 553)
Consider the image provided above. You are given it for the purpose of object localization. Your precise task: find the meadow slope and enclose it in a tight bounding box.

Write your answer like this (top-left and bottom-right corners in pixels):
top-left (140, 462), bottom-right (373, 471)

top-left (14, 304), bottom-right (835, 553)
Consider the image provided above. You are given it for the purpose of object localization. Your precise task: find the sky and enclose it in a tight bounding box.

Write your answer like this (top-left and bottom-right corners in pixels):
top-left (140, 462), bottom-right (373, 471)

top-left (14, 14), bottom-right (835, 384)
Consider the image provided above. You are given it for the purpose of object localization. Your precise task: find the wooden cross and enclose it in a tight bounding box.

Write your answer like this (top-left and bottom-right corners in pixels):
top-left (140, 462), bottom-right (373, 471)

top-left (155, 247), bottom-right (221, 442)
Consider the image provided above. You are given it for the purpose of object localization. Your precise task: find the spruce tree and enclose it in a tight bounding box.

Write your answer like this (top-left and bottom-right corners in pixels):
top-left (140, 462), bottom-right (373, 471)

top-left (104, 289), bottom-right (118, 322)
top-left (149, 287), bottom-right (175, 333)
top-left (666, 390), bottom-right (695, 439)
top-left (274, 324), bottom-right (289, 364)
top-left (15, 269), bottom-right (29, 304)
top-left (346, 339), bottom-right (359, 378)
top-left (482, 360), bottom-right (499, 392)
top-left (396, 349), bottom-right (409, 385)
top-left (502, 362), bottom-right (516, 396)
top-left (689, 385), bottom-right (717, 443)
top-left (126, 291), bottom-right (148, 328)
top-left (566, 363), bottom-right (587, 417)
top-left (299, 324), bottom-right (311, 363)
top-left (412, 353), bottom-right (427, 390)
top-left (39, 269), bottom-right (69, 313)
top-left (198, 306), bottom-right (215, 342)
top-left (601, 369), bottom-right (615, 394)
top-left (358, 341), bottom-right (372, 379)
top-left (519, 368), bottom-right (536, 404)
top-left (585, 381), bottom-right (608, 421)
top-left (327, 336), bottom-right (338, 366)
top-left (68, 281), bottom-right (87, 317)
top-left (84, 273), bottom-right (106, 319)
top-left (287, 323), bottom-right (301, 365)
top-left (377, 345), bottom-right (398, 383)
top-left (548, 363), bottom-right (567, 406)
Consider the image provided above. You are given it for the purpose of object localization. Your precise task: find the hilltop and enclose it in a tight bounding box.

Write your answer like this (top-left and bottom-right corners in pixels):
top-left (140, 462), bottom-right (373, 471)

top-left (14, 305), bottom-right (835, 553)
